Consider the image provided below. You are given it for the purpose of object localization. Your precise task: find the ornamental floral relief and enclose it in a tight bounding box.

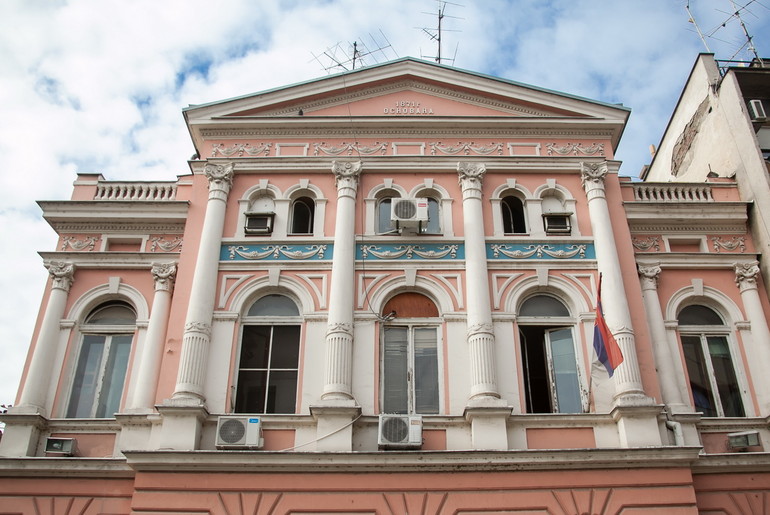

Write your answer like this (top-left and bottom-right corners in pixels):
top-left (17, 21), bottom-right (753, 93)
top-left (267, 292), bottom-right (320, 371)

top-left (545, 142), bottom-right (605, 156)
top-left (360, 244), bottom-right (459, 260)
top-left (712, 236), bottom-right (746, 253)
top-left (228, 245), bottom-right (327, 260)
top-left (429, 141), bottom-right (504, 156)
top-left (211, 142), bottom-right (272, 157)
top-left (490, 244), bottom-right (587, 259)
top-left (313, 141), bottom-right (388, 156)
top-left (150, 236), bottom-right (183, 252)
top-left (61, 235), bottom-right (99, 251)
top-left (632, 236), bottom-right (660, 252)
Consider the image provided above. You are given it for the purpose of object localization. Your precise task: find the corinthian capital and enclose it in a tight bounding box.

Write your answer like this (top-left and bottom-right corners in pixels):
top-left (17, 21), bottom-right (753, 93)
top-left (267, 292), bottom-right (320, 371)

top-left (205, 162), bottom-right (234, 195)
top-left (332, 161), bottom-right (362, 191)
top-left (580, 161), bottom-right (609, 188)
top-left (45, 261), bottom-right (75, 292)
top-left (735, 261), bottom-right (760, 291)
top-left (638, 264), bottom-right (661, 290)
top-left (457, 162), bottom-right (486, 195)
top-left (151, 263), bottom-right (177, 292)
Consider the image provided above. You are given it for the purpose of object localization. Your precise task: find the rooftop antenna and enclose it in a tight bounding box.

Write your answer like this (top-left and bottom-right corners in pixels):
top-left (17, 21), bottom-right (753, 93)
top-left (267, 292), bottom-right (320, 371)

top-left (418, 0), bottom-right (463, 65)
top-left (311, 30), bottom-right (398, 74)
top-left (685, 0), bottom-right (766, 67)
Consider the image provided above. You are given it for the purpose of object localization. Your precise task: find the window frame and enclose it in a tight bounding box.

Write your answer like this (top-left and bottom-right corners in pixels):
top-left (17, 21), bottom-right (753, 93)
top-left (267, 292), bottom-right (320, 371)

top-left (288, 196), bottom-right (315, 235)
top-left (501, 194), bottom-right (527, 234)
top-left (234, 295), bottom-right (302, 414)
top-left (380, 320), bottom-right (442, 415)
top-left (66, 303), bottom-right (136, 419)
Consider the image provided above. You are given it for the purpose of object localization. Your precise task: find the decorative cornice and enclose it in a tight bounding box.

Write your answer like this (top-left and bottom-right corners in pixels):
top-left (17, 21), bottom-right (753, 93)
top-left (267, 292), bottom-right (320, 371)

top-left (200, 128), bottom-right (616, 139)
top-left (49, 223), bottom-right (186, 233)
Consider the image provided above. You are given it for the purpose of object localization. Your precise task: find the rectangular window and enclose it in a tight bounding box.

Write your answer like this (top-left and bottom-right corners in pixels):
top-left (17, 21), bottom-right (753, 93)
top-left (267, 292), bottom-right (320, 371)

top-left (67, 334), bottom-right (132, 418)
top-left (681, 334), bottom-right (744, 417)
top-left (382, 326), bottom-right (439, 414)
top-left (235, 325), bottom-right (299, 413)
top-left (520, 326), bottom-right (582, 413)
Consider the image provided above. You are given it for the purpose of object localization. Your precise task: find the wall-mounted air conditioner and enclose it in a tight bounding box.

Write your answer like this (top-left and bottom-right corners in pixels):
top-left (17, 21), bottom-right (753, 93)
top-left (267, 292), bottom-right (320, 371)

top-left (391, 198), bottom-right (429, 228)
top-left (749, 99), bottom-right (767, 121)
top-left (216, 416), bottom-right (264, 449)
top-left (45, 437), bottom-right (78, 456)
top-left (378, 414), bottom-right (422, 449)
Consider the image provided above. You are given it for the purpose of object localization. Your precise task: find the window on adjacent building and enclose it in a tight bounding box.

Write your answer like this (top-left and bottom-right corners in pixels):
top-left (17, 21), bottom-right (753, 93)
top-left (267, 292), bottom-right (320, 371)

top-left (235, 294), bottom-right (301, 414)
top-left (678, 304), bottom-right (745, 417)
top-left (518, 294), bottom-right (583, 414)
top-left (381, 292), bottom-right (440, 414)
top-left (67, 301), bottom-right (136, 418)
top-left (289, 196), bottom-right (315, 234)
top-left (501, 195), bottom-right (526, 234)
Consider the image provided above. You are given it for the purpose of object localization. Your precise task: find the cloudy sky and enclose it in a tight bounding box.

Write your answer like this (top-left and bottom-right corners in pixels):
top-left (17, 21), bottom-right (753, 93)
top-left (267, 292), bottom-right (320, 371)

top-left (1, 0), bottom-right (769, 406)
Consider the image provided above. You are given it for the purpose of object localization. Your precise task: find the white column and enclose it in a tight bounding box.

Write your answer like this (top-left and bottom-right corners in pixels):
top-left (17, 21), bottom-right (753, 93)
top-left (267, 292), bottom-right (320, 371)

top-left (322, 161), bottom-right (361, 400)
top-left (172, 163), bottom-right (233, 403)
top-left (581, 162), bottom-right (647, 404)
top-left (129, 263), bottom-right (176, 411)
top-left (734, 261), bottom-right (770, 414)
top-left (638, 265), bottom-right (688, 411)
top-left (458, 163), bottom-right (499, 400)
top-left (17, 261), bottom-right (75, 414)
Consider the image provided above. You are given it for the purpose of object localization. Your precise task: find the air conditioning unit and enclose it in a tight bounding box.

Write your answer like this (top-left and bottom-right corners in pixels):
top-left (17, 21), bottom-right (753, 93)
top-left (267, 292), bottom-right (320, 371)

top-left (749, 99), bottom-right (767, 121)
top-left (216, 416), bottom-right (264, 449)
top-left (391, 198), bottom-right (429, 227)
top-left (378, 414), bottom-right (422, 449)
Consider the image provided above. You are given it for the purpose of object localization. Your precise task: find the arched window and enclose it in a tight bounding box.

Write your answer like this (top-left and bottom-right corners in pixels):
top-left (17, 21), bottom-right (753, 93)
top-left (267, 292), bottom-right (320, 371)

top-left (377, 196), bottom-right (396, 234)
top-left (245, 194), bottom-right (276, 235)
top-left (67, 301), bottom-right (136, 418)
top-left (289, 196), bottom-right (315, 235)
top-left (678, 304), bottom-right (744, 417)
top-left (517, 294), bottom-right (582, 414)
top-left (381, 292), bottom-right (440, 415)
top-left (541, 192), bottom-right (572, 234)
top-left (235, 294), bottom-right (301, 414)
top-left (501, 195), bottom-right (526, 234)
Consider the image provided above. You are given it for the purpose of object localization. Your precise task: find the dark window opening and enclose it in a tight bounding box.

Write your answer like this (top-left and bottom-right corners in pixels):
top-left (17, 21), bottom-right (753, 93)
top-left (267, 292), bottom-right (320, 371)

top-left (502, 196), bottom-right (526, 234)
top-left (290, 196), bottom-right (314, 234)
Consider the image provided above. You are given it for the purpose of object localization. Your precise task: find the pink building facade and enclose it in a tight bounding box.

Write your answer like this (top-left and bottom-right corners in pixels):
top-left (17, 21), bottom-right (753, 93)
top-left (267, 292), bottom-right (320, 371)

top-left (1, 58), bottom-right (769, 513)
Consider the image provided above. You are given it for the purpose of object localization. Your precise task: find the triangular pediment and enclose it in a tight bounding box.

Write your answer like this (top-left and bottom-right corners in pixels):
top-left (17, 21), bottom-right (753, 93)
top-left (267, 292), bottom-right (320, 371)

top-left (185, 58), bottom-right (628, 122)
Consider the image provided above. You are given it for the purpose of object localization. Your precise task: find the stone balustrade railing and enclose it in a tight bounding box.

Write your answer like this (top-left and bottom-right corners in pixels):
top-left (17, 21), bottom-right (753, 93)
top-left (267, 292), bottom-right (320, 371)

top-left (631, 184), bottom-right (713, 202)
top-left (94, 182), bottom-right (177, 201)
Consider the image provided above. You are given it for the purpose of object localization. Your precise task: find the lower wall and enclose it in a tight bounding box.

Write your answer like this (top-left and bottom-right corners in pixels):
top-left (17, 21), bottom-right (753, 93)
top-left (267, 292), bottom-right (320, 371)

top-left (693, 472), bottom-right (770, 513)
top-left (0, 477), bottom-right (134, 514)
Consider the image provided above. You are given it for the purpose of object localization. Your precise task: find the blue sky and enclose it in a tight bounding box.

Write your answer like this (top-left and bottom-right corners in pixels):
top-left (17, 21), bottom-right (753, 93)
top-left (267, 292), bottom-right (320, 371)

top-left (0, 0), bottom-right (769, 406)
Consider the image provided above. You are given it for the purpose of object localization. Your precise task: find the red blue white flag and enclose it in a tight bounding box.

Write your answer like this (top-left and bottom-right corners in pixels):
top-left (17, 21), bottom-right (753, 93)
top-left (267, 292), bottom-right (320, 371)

top-left (593, 274), bottom-right (624, 377)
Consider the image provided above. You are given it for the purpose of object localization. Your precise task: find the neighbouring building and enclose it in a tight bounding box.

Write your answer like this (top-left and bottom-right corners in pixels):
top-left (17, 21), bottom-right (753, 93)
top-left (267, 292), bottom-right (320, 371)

top-left (1, 57), bottom-right (770, 513)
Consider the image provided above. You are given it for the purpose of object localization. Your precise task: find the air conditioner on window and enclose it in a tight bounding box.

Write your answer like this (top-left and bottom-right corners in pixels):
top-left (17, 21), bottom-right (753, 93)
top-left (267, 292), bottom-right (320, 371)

top-left (391, 198), bottom-right (429, 228)
top-left (378, 414), bottom-right (422, 449)
top-left (216, 416), bottom-right (264, 449)
top-left (749, 99), bottom-right (767, 121)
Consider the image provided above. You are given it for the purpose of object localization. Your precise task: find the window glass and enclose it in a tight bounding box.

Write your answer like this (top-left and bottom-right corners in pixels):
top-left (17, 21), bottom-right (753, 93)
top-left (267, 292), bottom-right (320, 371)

top-left (247, 294), bottom-right (300, 317)
top-left (502, 195), bottom-right (526, 234)
top-left (519, 295), bottom-right (569, 317)
top-left (290, 196), bottom-right (314, 234)
top-left (377, 197), bottom-right (394, 234)
top-left (678, 305), bottom-right (724, 325)
top-left (421, 197), bottom-right (441, 234)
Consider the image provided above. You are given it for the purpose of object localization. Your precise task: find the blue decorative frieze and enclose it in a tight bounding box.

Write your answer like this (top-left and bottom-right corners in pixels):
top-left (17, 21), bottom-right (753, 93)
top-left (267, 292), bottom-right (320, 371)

top-left (357, 243), bottom-right (464, 260)
top-left (223, 244), bottom-right (331, 261)
top-left (487, 243), bottom-right (595, 260)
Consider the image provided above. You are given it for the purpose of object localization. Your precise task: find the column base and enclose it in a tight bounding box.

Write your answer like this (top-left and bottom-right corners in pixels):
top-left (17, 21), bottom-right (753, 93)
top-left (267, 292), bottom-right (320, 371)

top-left (309, 400), bottom-right (361, 451)
top-left (115, 413), bottom-right (160, 452)
top-left (611, 404), bottom-right (665, 447)
top-left (156, 402), bottom-right (208, 450)
top-left (0, 412), bottom-right (47, 457)
top-left (464, 398), bottom-right (512, 450)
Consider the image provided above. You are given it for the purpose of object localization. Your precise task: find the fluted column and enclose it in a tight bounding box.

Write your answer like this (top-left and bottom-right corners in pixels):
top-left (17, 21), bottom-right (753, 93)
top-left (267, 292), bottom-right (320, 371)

top-left (734, 261), bottom-right (770, 414)
top-left (172, 163), bottom-right (233, 403)
top-left (638, 265), bottom-right (688, 410)
top-left (129, 263), bottom-right (176, 411)
top-left (581, 162), bottom-right (646, 403)
top-left (17, 261), bottom-right (75, 414)
top-left (322, 161), bottom-right (361, 400)
top-left (458, 162), bottom-right (499, 400)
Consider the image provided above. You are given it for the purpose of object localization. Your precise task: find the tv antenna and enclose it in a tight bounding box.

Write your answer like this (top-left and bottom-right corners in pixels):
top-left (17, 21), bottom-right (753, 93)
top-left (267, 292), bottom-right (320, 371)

top-left (418, 0), bottom-right (463, 65)
top-left (311, 30), bottom-right (398, 73)
top-left (685, 0), bottom-right (766, 66)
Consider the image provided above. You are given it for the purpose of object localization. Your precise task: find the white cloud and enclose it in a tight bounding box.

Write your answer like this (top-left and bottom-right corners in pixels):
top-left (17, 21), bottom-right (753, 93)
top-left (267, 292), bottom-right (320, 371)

top-left (0, 0), bottom-right (768, 406)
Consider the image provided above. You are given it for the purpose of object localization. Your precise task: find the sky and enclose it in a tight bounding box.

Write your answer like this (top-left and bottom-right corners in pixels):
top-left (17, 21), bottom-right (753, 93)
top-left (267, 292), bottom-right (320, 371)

top-left (1, 0), bottom-right (769, 407)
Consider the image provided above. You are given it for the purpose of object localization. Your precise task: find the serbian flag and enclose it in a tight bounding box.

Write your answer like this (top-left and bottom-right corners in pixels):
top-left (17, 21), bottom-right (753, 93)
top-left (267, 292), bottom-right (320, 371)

top-left (593, 274), bottom-right (624, 376)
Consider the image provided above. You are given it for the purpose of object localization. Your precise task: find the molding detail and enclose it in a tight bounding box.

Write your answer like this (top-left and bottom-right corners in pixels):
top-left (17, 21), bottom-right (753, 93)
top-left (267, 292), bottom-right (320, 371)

top-left (632, 236), bottom-right (660, 252)
top-left (326, 322), bottom-right (353, 337)
top-left (314, 142), bottom-right (387, 156)
top-left (467, 322), bottom-right (494, 338)
top-left (151, 263), bottom-right (177, 292)
top-left (184, 321), bottom-right (212, 337)
top-left (457, 162), bottom-right (486, 192)
top-left (150, 236), bottom-right (183, 252)
top-left (61, 236), bottom-right (99, 251)
top-left (360, 244), bottom-right (459, 260)
top-left (45, 261), bottom-right (75, 291)
top-left (227, 244), bottom-right (328, 261)
top-left (545, 142), bottom-right (604, 156)
top-left (429, 141), bottom-right (503, 156)
top-left (580, 161), bottom-right (609, 188)
top-left (638, 265), bottom-right (661, 290)
top-left (489, 243), bottom-right (589, 260)
top-left (211, 142), bottom-right (271, 157)
top-left (205, 162), bottom-right (234, 193)
top-left (712, 236), bottom-right (746, 253)
top-left (332, 160), bottom-right (362, 191)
